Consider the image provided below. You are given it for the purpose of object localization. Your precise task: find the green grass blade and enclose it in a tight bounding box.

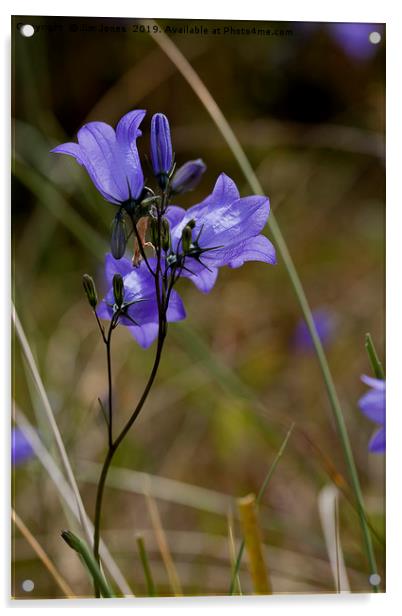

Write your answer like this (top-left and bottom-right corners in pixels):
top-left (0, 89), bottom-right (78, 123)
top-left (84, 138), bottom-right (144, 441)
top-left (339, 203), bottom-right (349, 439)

top-left (62, 531), bottom-right (115, 598)
top-left (365, 333), bottom-right (385, 380)
top-left (136, 534), bottom-right (157, 597)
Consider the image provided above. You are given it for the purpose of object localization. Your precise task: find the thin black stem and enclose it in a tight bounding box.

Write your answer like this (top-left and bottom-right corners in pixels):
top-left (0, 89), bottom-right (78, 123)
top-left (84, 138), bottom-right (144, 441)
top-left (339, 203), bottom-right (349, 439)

top-left (106, 322), bottom-right (114, 449)
top-left (94, 311), bottom-right (107, 343)
top-left (92, 443), bottom-right (115, 597)
top-left (113, 329), bottom-right (166, 451)
top-left (92, 329), bottom-right (167, 591)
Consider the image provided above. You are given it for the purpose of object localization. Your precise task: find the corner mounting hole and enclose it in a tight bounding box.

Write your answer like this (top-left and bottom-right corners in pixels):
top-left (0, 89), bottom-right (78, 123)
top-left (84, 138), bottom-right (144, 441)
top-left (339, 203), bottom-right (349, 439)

top-left (22, 579), bottom-right (34, 592)
top-left (369, 31), bottom-right (381, 45)
top-left (20, 24), bottom-right (35, 38)
top-left (369, 573), bottom-right (381, 586)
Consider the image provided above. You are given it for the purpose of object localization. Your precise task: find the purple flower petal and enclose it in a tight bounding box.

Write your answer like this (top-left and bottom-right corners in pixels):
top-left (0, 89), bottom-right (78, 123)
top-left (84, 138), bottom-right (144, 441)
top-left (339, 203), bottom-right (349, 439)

top-left (361, 374), bottom-right (385, 391)
top-left (125, 289), bottom-right (186, 348)
top-left (167, 173), bottom-right (274, 290)
top-left (358, 374), bottom-right (386, 454)
top-left (77, 123), bottom-right (130, 203)
top-left (293, 308), bottom-right (337, 352)
top-left (12, 428), bottom-right (34, 465)
top-left (128, 322), bottom-right (159, 349)
top-left (180, 260), bottom-right (219, 293)
top-left (51, 142), bottom-right (84, 164)
top-left (329, 23), bottom-right (383, 61)
top-left (100, 254), bottom-right (159, 326)
top-left (52, 139), bottom-right (120, 204)
top-left (171, 158), bottom-right (206, 193)
top-left (223, 234), bottom-right (277, 268)
top-left (115, 110), bottom-right (146, 199)
top-left (358, 388), bottom-right (385, 424)
top-left (183, 173), bottom-right (240, 223)
top-left (166, 289), bottom-right (186, 321)
top-left (52, 110), bottom-right (145, 204)
top-left (368, 427), bottom-right (386, 453)
top-left (192, 195), bottom-right (270, 264)
top-left (96, 300), bottom-right (111, 320)
top-left (104, 254), bottom-right (133, 287)
top-left (99, 253), bottom-right (186, 347)
top-left (165, 205), bottom-right (186, 229)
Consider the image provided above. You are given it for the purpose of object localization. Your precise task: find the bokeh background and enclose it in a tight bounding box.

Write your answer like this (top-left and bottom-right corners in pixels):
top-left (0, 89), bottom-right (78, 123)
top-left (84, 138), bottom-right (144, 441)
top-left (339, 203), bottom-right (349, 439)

top-left (12, 16), bottom-right (385, 598)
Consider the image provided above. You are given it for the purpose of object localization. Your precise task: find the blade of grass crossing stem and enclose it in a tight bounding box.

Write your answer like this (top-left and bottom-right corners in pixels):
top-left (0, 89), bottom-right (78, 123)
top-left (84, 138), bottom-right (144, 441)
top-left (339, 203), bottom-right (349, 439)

top-left (136, 534), bottom-right (157, 597)
top-left (237, 494), bottom-right (272, 594)
top-left (61, 531), bottom-right (114, 598)
top-left (12, 509), bottom-right (76, 598)
top-left (365, 333), bottom-right (385, 380)
top-left (146, 23), bottom-right (379, 590)
top-left (229, 424), bottom-right (294, 594)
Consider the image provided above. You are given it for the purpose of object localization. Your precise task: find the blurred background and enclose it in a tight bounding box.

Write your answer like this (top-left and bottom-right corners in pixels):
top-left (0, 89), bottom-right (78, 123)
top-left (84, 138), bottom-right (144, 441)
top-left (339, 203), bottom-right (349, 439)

top-left (12, 16), bottom-right (385, 598)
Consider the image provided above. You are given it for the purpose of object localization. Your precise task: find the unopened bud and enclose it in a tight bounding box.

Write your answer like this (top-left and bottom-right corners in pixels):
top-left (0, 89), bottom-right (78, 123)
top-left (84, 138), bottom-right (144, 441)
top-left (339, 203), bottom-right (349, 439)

top-left (150, 113), bottom-right (173, 187)
top-left (82, 274), bottom-right (98, 309)
top-left (171, 159), bottom-right (206, 194)
top-left (61, 530), bottom-right (79, 551)
top-left (111, 213), bottom-right (127, 259)
top-left (181, 225), bottom-right (193, 254)
top-left (112, 274), bottom-right (124, 308)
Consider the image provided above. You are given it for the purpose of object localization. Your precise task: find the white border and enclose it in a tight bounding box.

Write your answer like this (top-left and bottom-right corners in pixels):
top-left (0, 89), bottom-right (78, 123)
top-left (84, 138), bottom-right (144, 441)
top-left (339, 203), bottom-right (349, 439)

top-left (2, 1), bottom-right (401, 613)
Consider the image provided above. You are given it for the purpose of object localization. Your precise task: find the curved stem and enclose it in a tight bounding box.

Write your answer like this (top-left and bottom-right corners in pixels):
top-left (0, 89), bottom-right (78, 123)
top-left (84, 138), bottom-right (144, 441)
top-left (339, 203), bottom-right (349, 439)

top-left (92, 446), bottom-right (116, 597)
top-left (113, 332), bottom-right (166, 452)
top-left (92, 324), bottom-right (167, 596)
top-left (106, 326), bottom-right (113, 448)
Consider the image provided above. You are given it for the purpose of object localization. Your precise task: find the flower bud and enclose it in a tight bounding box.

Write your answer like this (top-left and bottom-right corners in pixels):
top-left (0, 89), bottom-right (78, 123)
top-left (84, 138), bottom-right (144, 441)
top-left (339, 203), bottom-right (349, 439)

top-left (61, 530), bottom-right (79, 552)
top-left (112, 273), bottom-right (124, 308)
top-left (82, 274), bottom-right (98, 309)
top-left (171, 159), bottom-right (206, 194)
top-left (187, 219), bottom-right (196, 230)
top-left (150, 113), bottom-right (173, 184)
top-left (181, 225), bottom-right (193, 254)
top-left (111, 213), bottom-right (127, 259)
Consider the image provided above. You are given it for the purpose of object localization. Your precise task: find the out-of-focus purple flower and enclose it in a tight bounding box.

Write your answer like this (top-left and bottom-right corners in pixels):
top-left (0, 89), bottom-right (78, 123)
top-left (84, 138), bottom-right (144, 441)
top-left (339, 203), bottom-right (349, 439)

top-left (165, 173), bottom-right (276, 292)
top-left (293, 308), bottom-right (337, 352)
top-left (12, 428), bottom-right (34, 465)
top-left (51, 110), bottom-right (146, 204)
top-left (171, 159), bottom-right (206, 194)
top-left (150, 113), bottom-right (173, 179)
top-left (358, 375), bottom-right (385, 454)
top-left (328, 23), bottom-right (384, 61)
top-left (97, 254), bottom-right (186, 348)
